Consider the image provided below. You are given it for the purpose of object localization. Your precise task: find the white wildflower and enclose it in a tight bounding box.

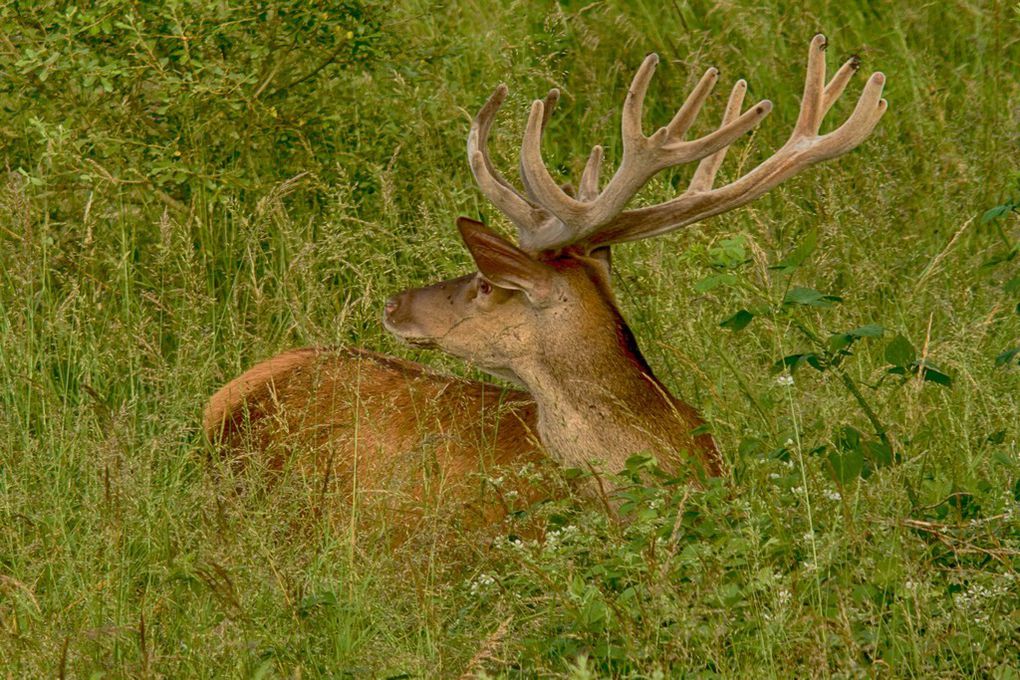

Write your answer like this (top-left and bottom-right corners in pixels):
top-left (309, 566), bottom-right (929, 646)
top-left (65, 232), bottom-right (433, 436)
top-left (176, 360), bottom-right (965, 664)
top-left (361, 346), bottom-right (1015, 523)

top-left (776, 373), bottom-right (795, 386)
top-left (469, 573), bottom-right (496, 596)
top-left (823, 489), bottom-right (842, 501)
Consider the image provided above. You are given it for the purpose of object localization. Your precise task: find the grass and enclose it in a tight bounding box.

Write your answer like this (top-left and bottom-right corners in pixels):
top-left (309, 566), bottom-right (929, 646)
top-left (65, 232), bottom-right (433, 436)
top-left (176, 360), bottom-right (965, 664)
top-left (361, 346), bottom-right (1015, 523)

top-left (1, 0), bottom-right (1019, 676)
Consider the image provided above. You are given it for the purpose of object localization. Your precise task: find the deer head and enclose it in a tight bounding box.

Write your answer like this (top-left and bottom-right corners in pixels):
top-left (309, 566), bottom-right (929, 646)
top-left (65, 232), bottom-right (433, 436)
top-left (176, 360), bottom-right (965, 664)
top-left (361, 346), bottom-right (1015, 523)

top-left (386, 34), bottom-right (885, 375)
top-left (383, 35), bottom-right (886, 473)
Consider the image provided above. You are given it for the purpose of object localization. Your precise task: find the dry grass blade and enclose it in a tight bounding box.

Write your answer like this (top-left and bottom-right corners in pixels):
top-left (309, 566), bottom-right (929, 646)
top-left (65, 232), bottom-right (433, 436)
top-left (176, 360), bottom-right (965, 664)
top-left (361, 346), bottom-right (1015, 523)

top-left (458, 617), bottom-right (513, 679)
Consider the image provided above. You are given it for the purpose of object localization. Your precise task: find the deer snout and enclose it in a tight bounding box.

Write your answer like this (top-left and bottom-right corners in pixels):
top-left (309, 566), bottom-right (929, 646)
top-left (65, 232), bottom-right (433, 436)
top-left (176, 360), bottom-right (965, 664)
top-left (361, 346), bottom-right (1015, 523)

top-left (382, 290), bottom-right (417, 334)
top-left (384, 294), bottom-right (401, 317)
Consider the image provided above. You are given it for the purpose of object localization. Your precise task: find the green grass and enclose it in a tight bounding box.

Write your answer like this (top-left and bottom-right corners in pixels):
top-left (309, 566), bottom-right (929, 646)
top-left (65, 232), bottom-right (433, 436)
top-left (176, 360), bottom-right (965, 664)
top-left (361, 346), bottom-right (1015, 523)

top-left (2, 0), bottom-right (1019, 676)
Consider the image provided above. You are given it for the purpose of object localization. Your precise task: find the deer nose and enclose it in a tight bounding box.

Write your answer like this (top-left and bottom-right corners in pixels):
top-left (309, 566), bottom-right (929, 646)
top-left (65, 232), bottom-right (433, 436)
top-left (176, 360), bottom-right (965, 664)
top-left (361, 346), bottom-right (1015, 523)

top-left (384, 295), bottom-right (401, 317)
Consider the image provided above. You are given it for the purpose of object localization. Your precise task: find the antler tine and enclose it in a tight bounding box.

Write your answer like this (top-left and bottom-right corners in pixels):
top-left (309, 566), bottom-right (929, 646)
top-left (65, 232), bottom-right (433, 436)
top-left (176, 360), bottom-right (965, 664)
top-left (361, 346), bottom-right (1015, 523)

top-left (815, 70), bottom-right (886, 158)
top-left (822, 56), bottom-right (861, 117)
top-left (467, 84), bottom-right (551, 240)
top-left (518, 54), bottom-right (771, 249)
top-left (517, 57), bottom-right (659, 233)
top-left (588, 35), bottom-right (887, 248)
top-left (577, 145), bottom-right (604, 202)
top-left (664, 67), bottom-right (720, 140)
top-left (621, 53), bottom-right (660, 144)
top-left (794, 34), bottom-right (829, 136)
top-left (520, 89), bottom-right (561, 203)
top-left (688, 79), bottom-right (747, 193)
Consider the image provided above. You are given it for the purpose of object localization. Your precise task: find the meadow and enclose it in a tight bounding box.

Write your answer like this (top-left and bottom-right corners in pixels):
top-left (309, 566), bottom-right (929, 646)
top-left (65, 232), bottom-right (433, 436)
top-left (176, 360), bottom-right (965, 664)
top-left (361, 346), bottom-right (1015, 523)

top-left (1, 0), bottom-right (1019, 676)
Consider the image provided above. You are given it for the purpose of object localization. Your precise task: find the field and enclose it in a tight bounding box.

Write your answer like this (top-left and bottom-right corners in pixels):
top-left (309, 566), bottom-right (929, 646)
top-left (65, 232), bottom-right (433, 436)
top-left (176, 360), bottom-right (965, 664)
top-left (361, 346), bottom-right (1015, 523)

top-left (1, 0), bottom-right (1019, 676)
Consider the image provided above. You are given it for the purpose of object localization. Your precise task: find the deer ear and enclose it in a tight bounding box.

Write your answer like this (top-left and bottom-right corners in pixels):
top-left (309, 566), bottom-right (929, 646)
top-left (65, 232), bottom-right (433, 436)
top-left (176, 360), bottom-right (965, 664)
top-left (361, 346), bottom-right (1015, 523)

top-left (588, 245), bottom-right (612, 282)
top-left (457, 217), bottom-right (556, 303)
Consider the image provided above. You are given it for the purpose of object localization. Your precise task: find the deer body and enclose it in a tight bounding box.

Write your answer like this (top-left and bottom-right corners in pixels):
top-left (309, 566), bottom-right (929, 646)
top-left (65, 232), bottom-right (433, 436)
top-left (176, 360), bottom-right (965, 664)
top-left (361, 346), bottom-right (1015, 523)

top-left (204, 347), bottom-right (550, 525)
top-left (205, 35), bottom-right (886, 526)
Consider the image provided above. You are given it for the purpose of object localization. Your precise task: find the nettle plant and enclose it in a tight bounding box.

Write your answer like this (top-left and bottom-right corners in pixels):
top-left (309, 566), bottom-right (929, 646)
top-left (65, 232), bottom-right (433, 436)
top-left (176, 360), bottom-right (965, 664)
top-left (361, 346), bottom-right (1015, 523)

top-left (700, 229), bottom-right (954, 487)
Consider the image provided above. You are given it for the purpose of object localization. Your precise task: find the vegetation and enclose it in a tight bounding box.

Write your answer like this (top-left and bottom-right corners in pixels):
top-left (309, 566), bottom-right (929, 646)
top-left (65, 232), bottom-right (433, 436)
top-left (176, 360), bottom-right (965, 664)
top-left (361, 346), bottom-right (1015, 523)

top-left (2, 0), bottom-right (1018, 676)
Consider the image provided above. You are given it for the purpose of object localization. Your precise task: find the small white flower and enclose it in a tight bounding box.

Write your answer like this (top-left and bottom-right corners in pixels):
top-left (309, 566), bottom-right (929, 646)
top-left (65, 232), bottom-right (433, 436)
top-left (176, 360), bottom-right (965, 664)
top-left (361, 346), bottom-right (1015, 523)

top-left (784, 438), bottom-right (795, 448)
top-left (769, 472), bottom-right (781, 480)
top-left (802, 531), bottom-right (815, 542)
top-left (776, 373), bottom-right (795, 386)
top-left (823, 489), bottom-right (842, 501)
top-left (469, 573), bottom-right (496, 596)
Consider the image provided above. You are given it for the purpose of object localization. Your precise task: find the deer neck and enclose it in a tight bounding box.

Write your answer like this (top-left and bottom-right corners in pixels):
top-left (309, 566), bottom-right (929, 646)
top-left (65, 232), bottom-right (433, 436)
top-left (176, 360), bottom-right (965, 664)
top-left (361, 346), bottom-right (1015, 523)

top-left (512, 311), bottom-right (697, 476)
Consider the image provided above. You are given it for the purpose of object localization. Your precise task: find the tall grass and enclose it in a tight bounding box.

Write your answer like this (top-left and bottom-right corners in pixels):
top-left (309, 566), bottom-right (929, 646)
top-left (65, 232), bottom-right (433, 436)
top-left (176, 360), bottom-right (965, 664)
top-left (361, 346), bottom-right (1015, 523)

top-left (1, 0), bottom-right (1018, 676)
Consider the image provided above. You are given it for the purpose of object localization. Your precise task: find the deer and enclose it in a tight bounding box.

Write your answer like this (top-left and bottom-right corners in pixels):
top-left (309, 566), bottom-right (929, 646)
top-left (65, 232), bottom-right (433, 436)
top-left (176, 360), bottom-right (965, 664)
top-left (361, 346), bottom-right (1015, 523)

top-left (203, 35), bottom-right (886, 531)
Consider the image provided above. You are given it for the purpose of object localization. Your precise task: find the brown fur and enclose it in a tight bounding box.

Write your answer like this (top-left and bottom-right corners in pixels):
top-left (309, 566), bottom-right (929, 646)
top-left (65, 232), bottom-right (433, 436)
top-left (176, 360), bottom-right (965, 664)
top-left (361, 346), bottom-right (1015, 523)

top-left (204, 347), bottom-right (555, 530)
top-left (205, 244), bottom-right (720, 535)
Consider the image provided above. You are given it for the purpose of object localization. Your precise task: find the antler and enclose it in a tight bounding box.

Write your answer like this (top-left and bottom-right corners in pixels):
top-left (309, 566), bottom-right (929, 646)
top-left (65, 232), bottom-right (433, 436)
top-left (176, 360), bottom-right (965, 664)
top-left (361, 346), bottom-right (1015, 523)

top-left (468, 34), bottom-right (887, 254)
top-left (467, 86), bottom-right (572, 251)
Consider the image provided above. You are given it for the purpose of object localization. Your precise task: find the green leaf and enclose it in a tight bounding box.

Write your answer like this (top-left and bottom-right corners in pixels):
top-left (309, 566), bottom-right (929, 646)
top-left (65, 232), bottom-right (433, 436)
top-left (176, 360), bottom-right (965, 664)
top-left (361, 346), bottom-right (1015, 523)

top-left (1004, 277), bottom-right (1020, 295)
top-left (866, 440), bottom-right (894, 468)
top-left (773, 353), bottom-right (825, 374)
top-left (720, 309), bottom-right (754, 331)
top-left (835, 426), bottom-right (863, 453)
top-left (884, 334), bottom-right (916, 367)
top-left (770, 230), bottom-right (818, 272)
top-left (689, 423), bottom-right (712, 437)
top-left (980, 204), bottom-right (1010, 224)
top-left (827, 447), bottom-right (864, 485)
top-left (783, 286), bottom-right (842, 308)
top-left (694, 273), bottom-right (737, 293)
top-left (737, 437), bottom-right (765, 458)
top-left (914, 360), bottom-right (953, 387)
top-left (980, 248), bottom-right (1018, 270)
top-left (829, 324), bottom-right (884, 353)
top-left (986, 430), bottom-right (1006, 445)
top-left (828, 333), bottom-right (854, 352)
top-left (995, 347), bottom-right (1020, 367)
top-left (709, 235), bottom-right (748, 268)
top-left (561, 467), bottom-right (587, 480)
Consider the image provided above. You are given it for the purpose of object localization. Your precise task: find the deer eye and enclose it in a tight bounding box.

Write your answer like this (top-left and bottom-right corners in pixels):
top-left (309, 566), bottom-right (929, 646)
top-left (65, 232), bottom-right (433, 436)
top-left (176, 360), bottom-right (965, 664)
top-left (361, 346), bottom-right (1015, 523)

top-left (478, 279), bottom-right (492, 295)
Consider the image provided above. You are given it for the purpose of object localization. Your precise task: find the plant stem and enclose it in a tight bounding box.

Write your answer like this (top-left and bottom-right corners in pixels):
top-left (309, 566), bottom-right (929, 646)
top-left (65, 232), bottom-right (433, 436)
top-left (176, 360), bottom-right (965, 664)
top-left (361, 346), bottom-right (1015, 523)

top-left (792, 319), bottom-right (891, 448)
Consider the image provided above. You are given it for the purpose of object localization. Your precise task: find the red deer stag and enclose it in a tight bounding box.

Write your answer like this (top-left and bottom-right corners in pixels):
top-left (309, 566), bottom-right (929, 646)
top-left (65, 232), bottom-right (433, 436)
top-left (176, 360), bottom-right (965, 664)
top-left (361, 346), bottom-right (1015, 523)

top-left (204, 35), bottom-right (886, 528)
